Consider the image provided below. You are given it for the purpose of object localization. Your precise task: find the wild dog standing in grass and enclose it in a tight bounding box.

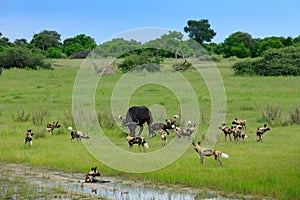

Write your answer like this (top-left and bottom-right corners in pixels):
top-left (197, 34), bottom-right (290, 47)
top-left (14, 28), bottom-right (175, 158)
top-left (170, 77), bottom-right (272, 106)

top-left (232, 118), bottom-right (247, 129)
top-left (192, 141), bottom-right (229, 166)
top-left (160, 129), bottom-right (168, 146)
top-left (84, 166), bottom-right (101, 183)
top-left (231, 125), bottom-right (248, 142)
top-left (125, 133), bottom-right (149, 151)
top-left (46, 121), bottom-right (61, 135)
top-left (68, 127), bottom-right (89, 142)
top-left (174, 121), bottom-right (196, 139)
top-left (256, 124), bottom-right (271, 142)
top-left (219, 123), bottom-right (233, 141)
top-left (25, 129), bottom-right (34, 146)
top-left (151, 115), bottom-right (179, 135)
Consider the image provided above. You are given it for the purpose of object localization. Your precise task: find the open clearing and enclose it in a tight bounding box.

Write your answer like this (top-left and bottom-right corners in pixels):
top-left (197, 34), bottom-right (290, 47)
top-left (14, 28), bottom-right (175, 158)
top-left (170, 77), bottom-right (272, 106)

top-left (0, 59), bottom-right (299, 199)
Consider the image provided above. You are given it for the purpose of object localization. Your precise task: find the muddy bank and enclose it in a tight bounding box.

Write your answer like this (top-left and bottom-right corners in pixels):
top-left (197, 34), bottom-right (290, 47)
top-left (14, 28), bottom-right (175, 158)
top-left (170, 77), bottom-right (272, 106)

top-left (0, 163), bottom-right (247, 200)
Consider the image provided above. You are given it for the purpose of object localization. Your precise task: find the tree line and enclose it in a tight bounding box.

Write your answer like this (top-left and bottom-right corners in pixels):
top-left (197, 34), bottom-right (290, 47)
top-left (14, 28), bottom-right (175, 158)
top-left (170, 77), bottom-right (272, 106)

top-left (0, 19), bottom-right (299, 73)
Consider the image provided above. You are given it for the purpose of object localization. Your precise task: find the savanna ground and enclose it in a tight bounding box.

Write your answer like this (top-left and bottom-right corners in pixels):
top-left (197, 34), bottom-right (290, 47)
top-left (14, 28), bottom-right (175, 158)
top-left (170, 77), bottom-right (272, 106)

top-left (0, 58), bottom-right (299, 199)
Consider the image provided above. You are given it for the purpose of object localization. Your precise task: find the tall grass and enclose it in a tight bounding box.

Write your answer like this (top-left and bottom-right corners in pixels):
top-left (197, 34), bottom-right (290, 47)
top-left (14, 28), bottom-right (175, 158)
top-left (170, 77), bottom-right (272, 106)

top-left (0, 59), bottom-right (299, 199)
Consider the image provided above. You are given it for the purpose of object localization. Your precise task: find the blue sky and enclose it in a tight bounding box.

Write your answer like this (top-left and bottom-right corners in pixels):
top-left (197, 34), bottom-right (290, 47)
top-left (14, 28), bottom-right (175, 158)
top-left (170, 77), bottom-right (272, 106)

top-left (1, 0), bottom-right (299, 44)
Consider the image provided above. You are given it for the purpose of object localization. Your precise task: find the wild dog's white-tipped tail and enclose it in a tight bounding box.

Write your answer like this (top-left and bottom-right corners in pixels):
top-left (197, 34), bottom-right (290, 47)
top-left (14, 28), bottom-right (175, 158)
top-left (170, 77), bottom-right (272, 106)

top-left (221, 153), bottom-right (229, 158)
top-left (245, 135), bottom-right (248, 138)
top-left (174, 115), bottom-right (179, 118)
top-left (144, 143), bottom-right (149, 149)
top-left (46, 127), bottom-right (52, 131)
top-left (68, 127), bottom-right (73, 131)
top-left (187, 120), bottom-right (192, 126)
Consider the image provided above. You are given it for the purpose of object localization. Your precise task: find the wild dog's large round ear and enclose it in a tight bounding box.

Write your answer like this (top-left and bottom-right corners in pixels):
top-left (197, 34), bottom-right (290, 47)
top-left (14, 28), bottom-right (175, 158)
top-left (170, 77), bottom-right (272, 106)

top-left (197, 141), bottom-right (201, 145)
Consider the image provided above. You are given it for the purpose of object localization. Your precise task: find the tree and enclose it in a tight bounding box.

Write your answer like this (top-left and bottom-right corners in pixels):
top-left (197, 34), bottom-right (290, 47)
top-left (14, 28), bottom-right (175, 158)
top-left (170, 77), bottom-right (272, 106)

top-left (294, 35), bottom-right (300, 44)
top-left (31, 30), bottom-right (61, 51)
top-left (217, 32), bottom-right (253, 58)
top-left (145, 31), bottom-right (196, 57)
top-left (0, 32), bottom-right (10, 46)
top-left (14, 38), bottom-right (28, 46)
top-left (95, 38), bottom-right (142, 57)
top-left (63, 34), bottom-right (97, 49)
top-left (257, 36), bottom-right (284, 56)
top-left (184, 19), bottom-right (216, 45)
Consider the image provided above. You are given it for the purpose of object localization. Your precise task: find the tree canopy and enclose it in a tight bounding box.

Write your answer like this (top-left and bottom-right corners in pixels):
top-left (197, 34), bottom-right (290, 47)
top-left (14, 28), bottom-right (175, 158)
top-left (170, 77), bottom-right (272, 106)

top-left (184, 19), bottom-right (216, 45)
top-left (30, 30), bottom-right (61, 51)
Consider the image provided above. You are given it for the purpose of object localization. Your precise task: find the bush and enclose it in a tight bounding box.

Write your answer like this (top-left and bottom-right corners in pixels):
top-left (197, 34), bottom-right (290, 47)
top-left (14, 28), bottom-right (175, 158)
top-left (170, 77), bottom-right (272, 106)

top-left (69, 49), bottom-right (91, 59)
top-left (46, 47), bottom-right (63, 58)
top-left (117, 50), bottom-right (163, 73)
top-left (233, 46), bottom-right (300, 76)
top-left (0, 47), bottom-right (51, 69)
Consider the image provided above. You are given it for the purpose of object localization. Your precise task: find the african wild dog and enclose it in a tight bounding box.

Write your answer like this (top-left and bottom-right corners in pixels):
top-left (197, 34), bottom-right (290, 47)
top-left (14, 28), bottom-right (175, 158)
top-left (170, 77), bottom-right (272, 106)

top-left (231, 125), bottom-right (248, 142)
top-left (192, 141), bottom-right (229, 166)
top-left (125, 133), bottom-right (149, 151)
top-left (85, 166), bottom-right (101, 183)
top-left (256, 124), bottom-right (271, 142)
top-left (219, 123), bottom-right (233, 141)
top-left (160, 129), bottom-right (168, 146)
top-left (150, 115), bottom-right (179, 135)
top-left (46, 121), bottom-right (61, 135)
top-left (232, 118), bottom-right (247, 129)
top-left (174, 121), bottom-right (196, 138)
top-left (68, 127), bottom-right (90, 142)
top-left (25, 129), bottom-right (34, 146)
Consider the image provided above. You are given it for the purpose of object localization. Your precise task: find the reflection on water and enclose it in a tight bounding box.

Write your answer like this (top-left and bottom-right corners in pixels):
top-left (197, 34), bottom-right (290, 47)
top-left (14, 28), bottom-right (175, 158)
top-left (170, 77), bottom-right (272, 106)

top-left (0, 163), bottom-right (233, 200)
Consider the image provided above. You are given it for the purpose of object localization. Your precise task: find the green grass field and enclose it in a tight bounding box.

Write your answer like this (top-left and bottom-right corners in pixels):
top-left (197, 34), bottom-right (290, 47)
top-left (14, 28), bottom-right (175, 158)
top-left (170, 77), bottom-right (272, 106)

top-left (0, 59), bottom-right (299, 199)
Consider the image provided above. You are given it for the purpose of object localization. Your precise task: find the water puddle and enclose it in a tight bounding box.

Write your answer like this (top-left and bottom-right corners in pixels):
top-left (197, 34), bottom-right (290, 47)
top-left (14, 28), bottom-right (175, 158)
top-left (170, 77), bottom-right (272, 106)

top-left (0, 163), bottom-right (238, 200)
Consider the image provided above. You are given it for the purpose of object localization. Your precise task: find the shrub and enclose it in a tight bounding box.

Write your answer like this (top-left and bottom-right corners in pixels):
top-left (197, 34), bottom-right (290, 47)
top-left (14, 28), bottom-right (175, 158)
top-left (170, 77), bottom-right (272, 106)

top-left (0, 47), bottom-right (52, 69)
top-left (257, 105), bottom-right (283, 126)
top-left (233, 46), bottom-right (300, 76)
top-left (117, 50), bottom-right (163, 73)
top-left (46, 47), bottom-right (63, 58)
top-left (69, 49), bottom-right (91, 59)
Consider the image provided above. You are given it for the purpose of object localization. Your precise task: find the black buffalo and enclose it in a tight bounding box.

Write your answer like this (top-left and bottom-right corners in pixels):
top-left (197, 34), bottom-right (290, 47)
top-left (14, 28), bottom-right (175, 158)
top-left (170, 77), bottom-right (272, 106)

top-left (120, 106), bottom-right (154, 137)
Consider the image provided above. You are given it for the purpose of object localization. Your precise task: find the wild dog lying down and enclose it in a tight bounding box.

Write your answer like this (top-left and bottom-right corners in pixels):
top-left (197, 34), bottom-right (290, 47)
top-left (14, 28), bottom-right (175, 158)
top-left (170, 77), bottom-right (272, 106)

top-left (256, 124), bottom-right (271, 142)
top-left (68, 127), bottom-right (90, 142)
top-left (25, 129), bottom-right (34, 146)
top-left (46, 121), bottom-right (61, 135)
top-left (125, 133), bottom-right (149, 151)
top-left (192, 141), bottom-right (229, 166)
top-left (85, 166), bottom-right (101, 183)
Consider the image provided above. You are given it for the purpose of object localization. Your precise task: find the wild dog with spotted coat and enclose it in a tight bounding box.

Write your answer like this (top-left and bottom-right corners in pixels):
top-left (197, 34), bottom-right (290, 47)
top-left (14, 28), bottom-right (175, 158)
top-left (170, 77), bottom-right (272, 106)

top-left (85, 166), bottom-right (101, 183)
top-left (256, 124), bottom-right (271, 142)
top-left (192, 141), bottom-right (229, 166)
top-left (125, 133), bottom-right (149, 151)
top-left (46, 121), bottom-right (61, 135)
top-left (25, 129), bottom-right (34, 146)
top-left (68, 127), bottom-right (89, 142)
top-left (232, 118), bottom-right (247, 129)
